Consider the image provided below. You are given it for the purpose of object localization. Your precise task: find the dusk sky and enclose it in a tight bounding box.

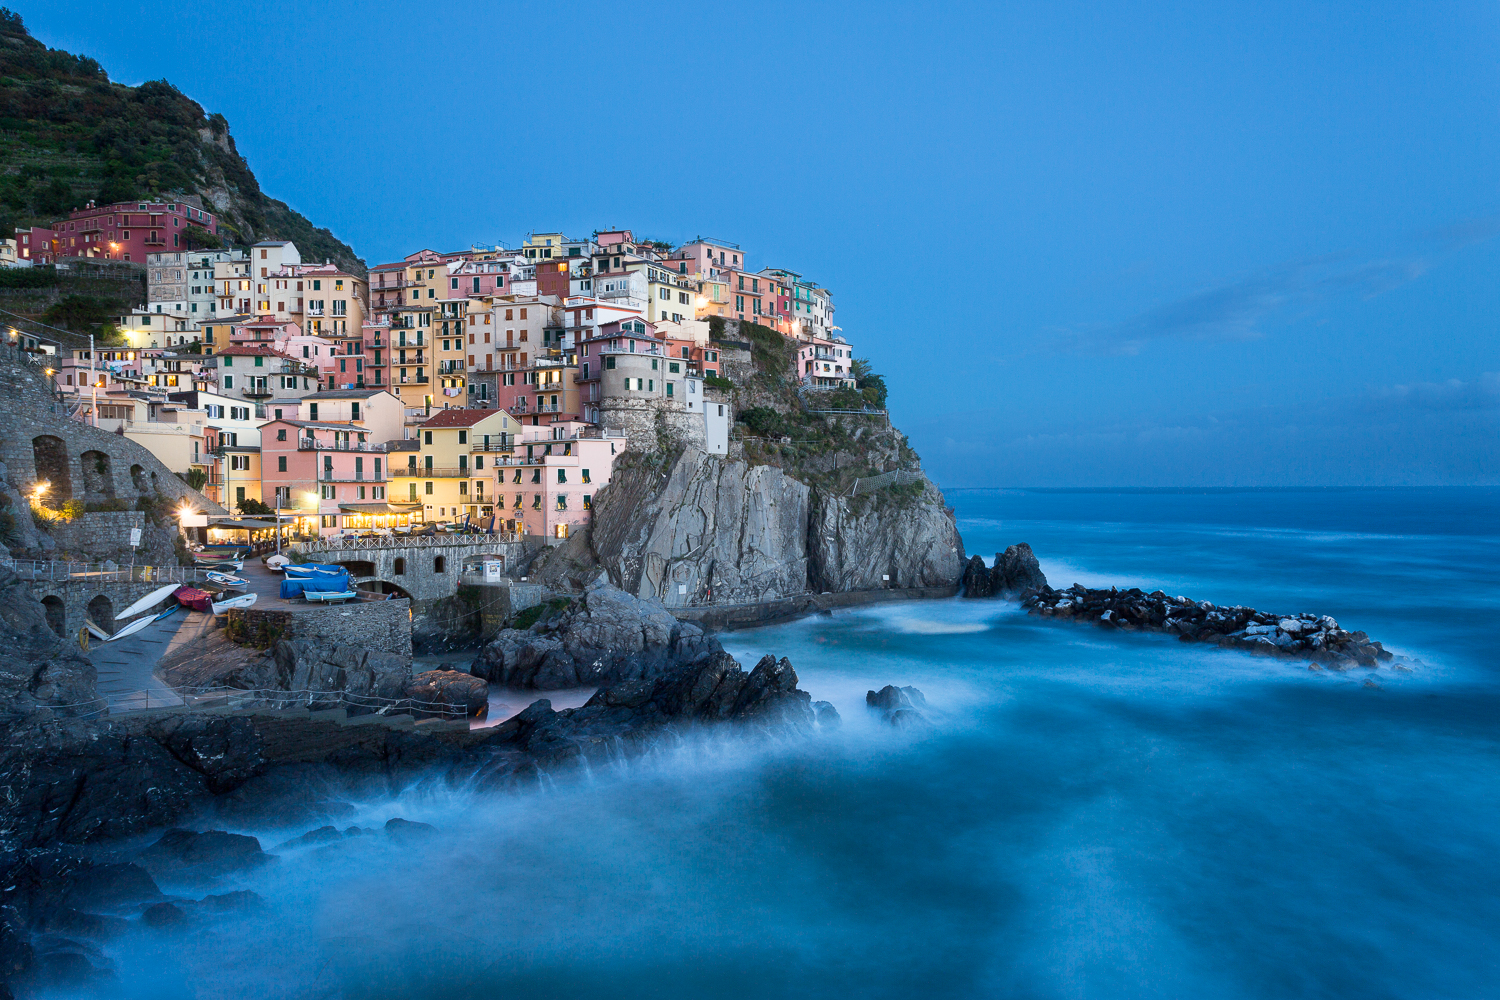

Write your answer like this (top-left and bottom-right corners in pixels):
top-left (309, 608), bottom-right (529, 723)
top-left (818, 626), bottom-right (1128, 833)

top-left (21, 1), bottom-right (1500, 486)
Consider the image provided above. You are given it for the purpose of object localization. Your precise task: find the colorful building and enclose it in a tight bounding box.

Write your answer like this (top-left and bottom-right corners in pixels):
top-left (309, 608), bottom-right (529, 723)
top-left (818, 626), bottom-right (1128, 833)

top-left (44, 198), bottom-right (219, 263)
top-left (394, 408), bottom-right (517, 523)
top-left (496, 422), bottom-right (625, 539)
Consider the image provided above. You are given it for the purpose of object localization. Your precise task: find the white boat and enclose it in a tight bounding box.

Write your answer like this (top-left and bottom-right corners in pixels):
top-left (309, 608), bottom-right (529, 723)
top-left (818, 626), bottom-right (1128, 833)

top-left (302, 590), bottom-right (358, 604)
top-left (85, 621), bottom-right (112, 641)
top-left (115, 583), bottom-right (181, 620)
top-left (205, 571), bottom-right (248, 590)
top-left (196, 558), bottom-right (244, 572)
top-left (108, 615), bottom-right (157, 641)
top-left (265, 554), bottom-right (290, 571)
top-left (210, 592), bottom-right (258, 615)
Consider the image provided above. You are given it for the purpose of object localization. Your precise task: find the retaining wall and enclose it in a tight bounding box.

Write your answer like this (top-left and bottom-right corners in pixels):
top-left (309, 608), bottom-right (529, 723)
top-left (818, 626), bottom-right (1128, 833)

top-left (229, 598), bottom-right (413, 657)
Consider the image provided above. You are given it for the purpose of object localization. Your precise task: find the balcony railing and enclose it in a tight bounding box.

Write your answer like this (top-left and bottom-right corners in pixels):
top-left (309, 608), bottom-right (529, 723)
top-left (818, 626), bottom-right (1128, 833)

top-left (299, 438), bottom-right (387, 452)
top-left (399, 376), bottom-right (430, 384)
top-left (470, 443), bottom-right (515, 452)
top-left (242, 387), bottom-right (273, 398)
top-left (393, 466), bottom-right (470, 478)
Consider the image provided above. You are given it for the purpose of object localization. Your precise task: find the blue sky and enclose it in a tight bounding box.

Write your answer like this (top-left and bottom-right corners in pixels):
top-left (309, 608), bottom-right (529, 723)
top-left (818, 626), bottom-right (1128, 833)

top-left (19, 1), bottom-right (1500, 486)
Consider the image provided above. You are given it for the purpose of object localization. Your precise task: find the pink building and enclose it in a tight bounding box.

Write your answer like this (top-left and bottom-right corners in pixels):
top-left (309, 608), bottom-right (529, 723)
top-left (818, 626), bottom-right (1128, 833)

top-left (494, 422), bottom-right (626, 539)
top-left (671, 238), bottom-right (743, 276)
top-left (13, 226), bottom-right (56, 264)
top-left (44, 199), bottom-right (218, 263)
top-left (448, 258), bottom-right (512, 298)
top-left (259, 418), bottom-right (396, 535)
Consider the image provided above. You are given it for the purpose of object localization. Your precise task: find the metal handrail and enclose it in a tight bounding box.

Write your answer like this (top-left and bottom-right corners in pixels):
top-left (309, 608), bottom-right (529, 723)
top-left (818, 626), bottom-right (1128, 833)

top-left (292, 534), bottom-right (518, 553)
top-left (10, 561), bottom-right (202, 584)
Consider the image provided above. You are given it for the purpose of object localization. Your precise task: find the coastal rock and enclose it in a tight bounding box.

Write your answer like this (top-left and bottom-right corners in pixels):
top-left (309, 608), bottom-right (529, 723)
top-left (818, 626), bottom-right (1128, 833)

top-left (1023, 583), bottom-right (1402, 669)
top-left (384, 817), bottom-right (437, 842)
top-left (142, 715), bottom-right (266, 794)
top-left (272, 640), bottom-right (411, 702)
top-left (471, 583), bottom-right (725, 690)
top-left (812, 701), bottom-right (841, 729)
top-left (135, 829), bottom-right (273, 881)
top-left (866, 684), bottom-right (929, 726)
top-left (992, 543), bottom-right (1048, 596)
top-left (406, 670), bottom-right (488, 718)
top-left (960, 555), bottom-right (994, 598)
top-left (807, 481), bottom-right (966, 593)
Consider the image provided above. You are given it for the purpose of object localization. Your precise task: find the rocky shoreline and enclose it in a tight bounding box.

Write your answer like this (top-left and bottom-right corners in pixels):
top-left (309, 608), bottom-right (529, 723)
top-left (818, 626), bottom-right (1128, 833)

top-left (1022, 584), bottom-right (1406, 669)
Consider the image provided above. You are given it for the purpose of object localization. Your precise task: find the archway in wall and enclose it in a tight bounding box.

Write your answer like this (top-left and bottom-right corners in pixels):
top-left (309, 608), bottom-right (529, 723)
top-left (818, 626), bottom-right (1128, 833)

top-left (87, 594), bottom-right (113, 632)
top-left (41, 596), bottom-right (65, 636)
top-left (79, 451), bottom-right (115, 502)
top-left (129, 464), bottom-right (148, 492)
top-left (333, 560), bottom-right (376, 578)
top-left (31, 436), bottom-right (71, 507)
top-left (365, 580), bottom-right (413, 601)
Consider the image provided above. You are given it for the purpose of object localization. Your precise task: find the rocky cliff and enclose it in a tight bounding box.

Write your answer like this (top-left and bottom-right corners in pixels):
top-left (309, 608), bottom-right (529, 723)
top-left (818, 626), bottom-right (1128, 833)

top-left (535, 320), bottom-right (965, 611)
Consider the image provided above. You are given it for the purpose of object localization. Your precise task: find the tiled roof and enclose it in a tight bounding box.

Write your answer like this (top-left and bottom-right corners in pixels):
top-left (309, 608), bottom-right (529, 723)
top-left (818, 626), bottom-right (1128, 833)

top-left (422, 408), bottom-right (505, 428)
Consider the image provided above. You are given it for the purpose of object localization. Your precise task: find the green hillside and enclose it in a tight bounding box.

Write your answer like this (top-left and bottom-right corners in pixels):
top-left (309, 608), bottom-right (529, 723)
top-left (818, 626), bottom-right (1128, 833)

top-left (0, 8), bottom-right (364, 274)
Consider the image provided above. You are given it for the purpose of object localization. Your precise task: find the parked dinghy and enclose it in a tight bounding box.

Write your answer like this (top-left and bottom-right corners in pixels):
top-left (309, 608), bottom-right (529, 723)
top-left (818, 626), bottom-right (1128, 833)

top-left (114, 583), bottom-right (180, 620)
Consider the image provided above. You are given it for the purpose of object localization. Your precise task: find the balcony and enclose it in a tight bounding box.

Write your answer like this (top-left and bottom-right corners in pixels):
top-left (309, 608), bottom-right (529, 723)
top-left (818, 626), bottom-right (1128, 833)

top-left (242, 387), bottom-right (273, 399)
top-left (399, 376), bottom-right (429, 384)
top-left (393, 466), bottom-right (470, 478)
top-left (298, 438), bottom-right (387, 452)
top-left (471, 443), bottom-right (515, 452)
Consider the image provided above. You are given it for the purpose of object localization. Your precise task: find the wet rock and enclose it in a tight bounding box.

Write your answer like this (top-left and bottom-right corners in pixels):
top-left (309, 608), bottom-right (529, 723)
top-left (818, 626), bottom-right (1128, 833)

top-left (960, 555), bottom-right (993, 598)
top-left (143, 715), bottom-right (266, 794)
top-left (187, 890), bottom-right (265, 914)
top-left (992, 543), bottom-right (1048, 597)
top-left (900, 686), bottom-right (928, 708)
top-left (214, 763), bottom-right (357, 829)
top-left (866, 685), bottom-right (929, 726)
top-left (56, 863), bottom-right (162, 913)
top-left (812, 701), bottom-right (841, 729)
top-left (272, 641), bottom-right (411, 702)
top-left (1023, 582), bottom-right (1407, 670)
top-left (135, 829), bottom-right (272, 881)
top-left (406, 670), bottom-right (488, 718)
top-left (889, 709), bottom-right (930, 729)
top-left (384, 818), bottom-right (437, 842)
top-left (273, 826), bottom-right (343, 851)
top-left (866, 685), bottom-right (914, 712)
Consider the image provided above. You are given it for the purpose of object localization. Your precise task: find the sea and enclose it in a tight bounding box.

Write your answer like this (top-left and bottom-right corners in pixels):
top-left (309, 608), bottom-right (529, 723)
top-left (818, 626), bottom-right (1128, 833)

top-left (76, 487), bottom-right (1500, 1000)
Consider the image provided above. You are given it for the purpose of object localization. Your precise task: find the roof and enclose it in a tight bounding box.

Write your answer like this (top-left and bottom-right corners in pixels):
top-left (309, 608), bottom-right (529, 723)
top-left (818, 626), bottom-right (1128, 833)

top-left (252, 241), bottom-right (294, 248)
top-left (260, 418), bottom-right (371, 432)
top-left (304, 388), bottom-right (389, 400)
top-left (216, 344), bottom-right (297, 360)
top-left (422, 408), bottom-right (506, 429)
top-left (337, 502), bottom-right (424, 514)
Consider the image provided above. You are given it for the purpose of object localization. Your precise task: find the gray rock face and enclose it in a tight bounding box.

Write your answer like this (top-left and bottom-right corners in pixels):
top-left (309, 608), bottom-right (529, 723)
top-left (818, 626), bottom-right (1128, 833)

top-left (592, 448), bottom-right (811, 607)
top-left (271, 640), bottom-right (410, 701)
top-left (470, 582), bottom-right (724, 689)
top-left (808, 483), bottom-right (965, 593)
top-left (960, 555), bottom-right (993, 597)
top-left (406, 670), bottom-right (488, 717)
top-left (0, 568), bottom-right (103, 719)
top-left (590, 447), bottom-right (963, 607)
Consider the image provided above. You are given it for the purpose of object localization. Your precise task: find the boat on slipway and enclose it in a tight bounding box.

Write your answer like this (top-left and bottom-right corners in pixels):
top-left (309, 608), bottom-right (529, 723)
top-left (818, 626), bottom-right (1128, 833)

top-left (210, 592), bottom-right (258, 615)
top-left (114, 583), bottom-right (181, 620)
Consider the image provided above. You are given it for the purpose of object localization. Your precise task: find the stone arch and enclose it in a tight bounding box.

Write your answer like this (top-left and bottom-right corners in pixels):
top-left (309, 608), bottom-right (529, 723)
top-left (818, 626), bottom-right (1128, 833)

top-left (393, 557), bottom-right (406, 576)
top-left (433, 555), bottom-right (446, 574)
top-left (41, 596), bottom-right (65, 636)
top-left (31, 435), bottom-right (71, 507)
top-left (129, 464), bottom-right (148, 492)
top-left (367, 580), bottom-right (413, 601)
top-left (87, 594), bottom-right (113, 632)
top-left (79, 450), bottom-right (115, 502)
top-left (333, 560), bottom-right (376, 578)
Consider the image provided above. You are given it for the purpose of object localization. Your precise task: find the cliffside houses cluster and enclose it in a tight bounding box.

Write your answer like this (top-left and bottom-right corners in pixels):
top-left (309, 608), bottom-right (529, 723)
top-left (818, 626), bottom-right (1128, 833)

top-left (10, 219), bottom-right (857, 539)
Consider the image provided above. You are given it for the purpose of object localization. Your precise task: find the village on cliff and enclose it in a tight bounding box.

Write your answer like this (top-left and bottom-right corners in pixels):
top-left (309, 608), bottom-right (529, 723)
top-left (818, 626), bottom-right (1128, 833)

top-left (6, 215), bottom-right (856, 540)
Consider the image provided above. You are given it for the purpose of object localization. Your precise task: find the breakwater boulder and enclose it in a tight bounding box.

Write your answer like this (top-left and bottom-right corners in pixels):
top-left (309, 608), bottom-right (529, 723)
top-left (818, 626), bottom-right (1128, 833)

top-left (470, 581), bottom-right (723, 689)
top-left (1023, 584), bottom-right (1401, 668)
top-left (960, 543), bottom-right (1048, 599)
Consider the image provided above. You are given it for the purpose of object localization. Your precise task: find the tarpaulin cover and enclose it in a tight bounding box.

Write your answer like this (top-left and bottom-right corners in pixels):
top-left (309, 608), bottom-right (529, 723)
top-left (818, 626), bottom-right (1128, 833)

top-left (280, 573), bottom-right (352, 599)
top-left (173, 586), bottom-right (213, 613)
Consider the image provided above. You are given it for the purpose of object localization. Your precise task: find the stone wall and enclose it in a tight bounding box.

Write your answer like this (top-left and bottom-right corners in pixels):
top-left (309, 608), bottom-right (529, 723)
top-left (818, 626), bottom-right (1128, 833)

top-left (42, 511), bottom-right (179, 563)
top-left (228, 598), bottom-right (413, 658)
top-left (24, 578), bottom-right (181, 640)
top-left (0, 347), bottom-right (221, 559)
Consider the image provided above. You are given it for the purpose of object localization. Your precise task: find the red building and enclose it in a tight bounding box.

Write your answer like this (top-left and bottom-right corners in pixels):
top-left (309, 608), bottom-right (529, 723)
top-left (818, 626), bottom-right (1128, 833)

top-left (44, 199), bottom-right (219, 263)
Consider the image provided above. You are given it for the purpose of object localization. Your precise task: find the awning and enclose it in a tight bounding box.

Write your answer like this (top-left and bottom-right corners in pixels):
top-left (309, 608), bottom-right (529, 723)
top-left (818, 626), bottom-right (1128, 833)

top-left (336, 502), bottom-right (424, 514)
top-left (208, 518), bottom-right (278, 529)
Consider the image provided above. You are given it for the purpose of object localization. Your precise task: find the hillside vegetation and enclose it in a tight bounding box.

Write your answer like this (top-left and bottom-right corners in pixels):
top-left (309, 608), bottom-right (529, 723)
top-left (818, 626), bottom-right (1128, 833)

top-left (0, 9), bottom-right (363, 273)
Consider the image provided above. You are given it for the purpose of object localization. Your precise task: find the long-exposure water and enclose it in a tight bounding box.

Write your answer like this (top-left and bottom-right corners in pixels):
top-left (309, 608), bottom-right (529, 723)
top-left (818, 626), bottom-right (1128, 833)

top-left (74, 487), bottom-right (1500, 999)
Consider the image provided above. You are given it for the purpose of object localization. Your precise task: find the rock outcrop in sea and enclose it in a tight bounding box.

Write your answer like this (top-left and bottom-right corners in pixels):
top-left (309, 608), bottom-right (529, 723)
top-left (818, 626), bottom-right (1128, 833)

top-left (1023, 584), bottom-right (1404, 669)
top-left (959, 543), bottom-right (1048, 598)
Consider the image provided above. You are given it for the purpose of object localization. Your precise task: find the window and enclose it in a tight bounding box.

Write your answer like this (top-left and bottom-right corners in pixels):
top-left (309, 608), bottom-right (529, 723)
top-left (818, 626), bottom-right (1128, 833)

top-left (394, 557), bottom-right (406, 575)
top-left (276, 428), bottom-right (287, 441)
top-left (434, 555), bottom-right (446, 573)
top-left (351, 401), bottom-right (360, 420)
top-left (666, 382), bottom-right (674, 397)
top-left (582, 469), bottom-right (591, 484)
top-left (458, 430), bottom-right (467, 444)
top-left (223, 375), bottom-right (233, 388)
top-left (309, 404), bottom-right (318, 420)
top-left (605, 356), bottom-right (616, 370)
top-left (425, 481), bottom-right (433, 495)
top-left (557, 469), bottom-right (567, 484)
top-left (277, 456), bottom-right (287, 472)
top-left (651, 359), bottom-right (658, 370)
top-left (583, 495), bottom-right (592, 510)
top-left (669, 362), bottom-right (680, 373)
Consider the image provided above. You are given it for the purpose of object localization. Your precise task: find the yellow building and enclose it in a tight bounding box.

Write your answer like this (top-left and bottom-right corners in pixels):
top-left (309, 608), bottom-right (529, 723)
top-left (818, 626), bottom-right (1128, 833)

top-left (523, 233), bottom-right (567, 260)
top-left (435, 295), bottom-right (468, 401)
top-left (397, 407), bottom-right (515, 522)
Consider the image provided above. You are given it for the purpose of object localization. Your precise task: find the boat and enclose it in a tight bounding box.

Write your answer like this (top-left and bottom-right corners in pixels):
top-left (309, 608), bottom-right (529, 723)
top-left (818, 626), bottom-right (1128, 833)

top-left (173, 586), bottom-right (214, 613)
top-left (108, 615), bottom-right (158, 641)
top-left (303, 589), bottom-right (358, 604)
top-left (195, 558), bottom-right (244, 572)
top-left (85, 621), bottom-right (112, 641)
top-left (210, 592), bottom-right (258, 615)
top-left (264, 554), bottom-right (290, 571)
top-left (115, 582), bottom-right (181, 620)
top-left (152, 605), bottom-right (180, 623)
top-left (205, 571), bottom-right (248, 590)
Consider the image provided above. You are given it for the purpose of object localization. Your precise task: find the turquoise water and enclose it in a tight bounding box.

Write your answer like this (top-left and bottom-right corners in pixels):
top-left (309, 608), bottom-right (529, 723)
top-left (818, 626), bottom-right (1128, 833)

top-left (87, 488), bottom-right (1500, 999)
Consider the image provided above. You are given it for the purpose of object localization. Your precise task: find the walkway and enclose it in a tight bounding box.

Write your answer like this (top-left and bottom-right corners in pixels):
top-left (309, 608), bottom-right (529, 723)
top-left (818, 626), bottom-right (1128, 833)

top-left (91, 608), bottom-right (201, 711)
